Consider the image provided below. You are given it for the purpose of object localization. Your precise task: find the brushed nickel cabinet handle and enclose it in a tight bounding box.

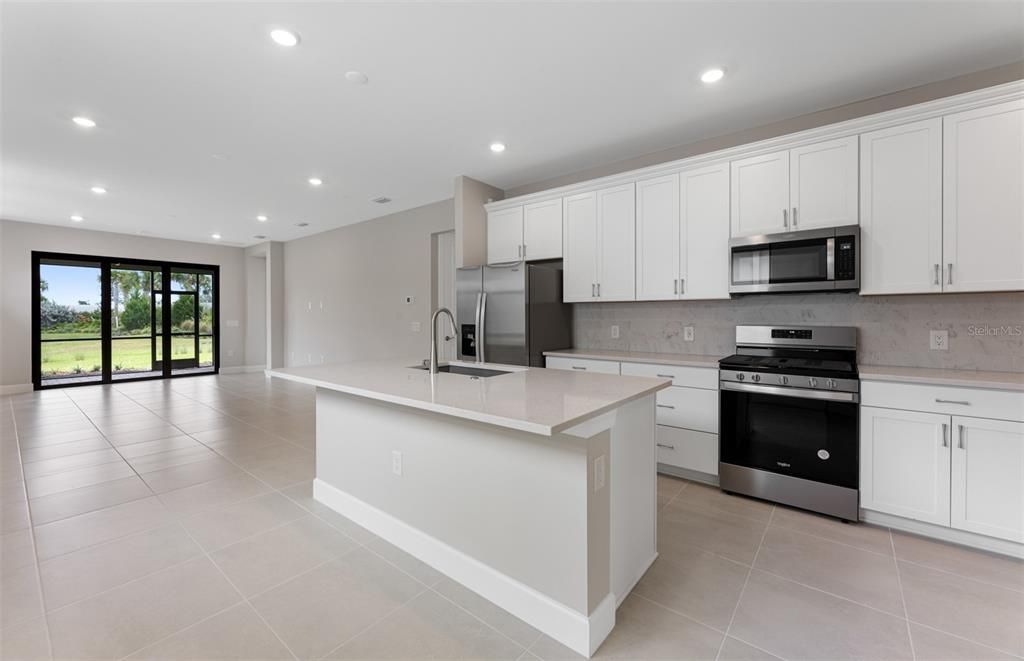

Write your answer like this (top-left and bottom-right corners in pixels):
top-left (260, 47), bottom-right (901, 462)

top-left (680, 278), bottom-right (685, 294)
top-left (522, 244), bottom-right (526, 258)
top-left (656, 443), bottom-right (676, 450)
top-left (782, 208), bottom-right (789, 229)
top-left (571, 366), bottom-right (587, 371)
top-left (674, 279), bottom-right (678, 295)
top-left (792, 207), bottom-right (798, 228)
top-left (947, 263), bottom-right (953, 285)
top-left (941, 423), bottom-right (949, 448)
top-left (656, 374), bottom-right (674, 379)
top-left (934, 264), bottom-right (940, 285)
top-left (958, 424), bottom-right (965, 450)
top-left (656, 404), bottom-right (676, 409)
top-left (597, 283), bottom-right (601, 297)
top-left (935, 399), bottom-right (970, 406)
top-left (591, 283), bottom-right (596, 297)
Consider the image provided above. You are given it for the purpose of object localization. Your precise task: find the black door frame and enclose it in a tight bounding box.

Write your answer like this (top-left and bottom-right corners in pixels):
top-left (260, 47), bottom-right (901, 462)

top-left (32, 251), bottom-right (220, 390)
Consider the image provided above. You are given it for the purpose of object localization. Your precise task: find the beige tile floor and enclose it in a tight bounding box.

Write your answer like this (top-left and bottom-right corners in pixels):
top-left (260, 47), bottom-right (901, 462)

top-left (2, 373), bottom-right (1022, 660)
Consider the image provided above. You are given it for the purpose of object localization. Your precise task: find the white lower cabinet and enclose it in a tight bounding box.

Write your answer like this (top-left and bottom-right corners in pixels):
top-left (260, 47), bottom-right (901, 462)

top-left (951, 416), bottom-right (1024, 544)
top-left (544, 356), bottom-right (621, 375)
top-left (860, 382), bottom-right (1024, 545)
top-left (656, 426), bottom-right (718, 477)
top-left (860, 406), bottom-right (951, 526)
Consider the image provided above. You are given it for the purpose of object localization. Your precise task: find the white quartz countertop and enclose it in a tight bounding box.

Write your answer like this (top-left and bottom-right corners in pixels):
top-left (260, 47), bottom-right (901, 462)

top-left (543, 348), bottom-right (721, 368)
top-left (268, 360), bottom-right (671, 436)
top-left (859, 365), bottom-right (1024, 392)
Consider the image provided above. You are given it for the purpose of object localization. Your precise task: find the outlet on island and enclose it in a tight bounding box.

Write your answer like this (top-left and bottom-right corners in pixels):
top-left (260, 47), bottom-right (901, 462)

top-left (930, 329), bottom-right (949, 351)
top-left (684, 326), bottom-right (694, 342)
top-left (610, 325), bottom-right (620, 339)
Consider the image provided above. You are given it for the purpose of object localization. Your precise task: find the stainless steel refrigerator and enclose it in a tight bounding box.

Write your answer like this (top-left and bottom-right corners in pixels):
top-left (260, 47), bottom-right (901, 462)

top-left (455, 261), bottom-right (573, 367)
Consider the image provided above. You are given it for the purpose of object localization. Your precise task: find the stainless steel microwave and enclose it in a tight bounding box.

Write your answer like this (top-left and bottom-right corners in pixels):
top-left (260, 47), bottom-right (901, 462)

top-left (729, 226), bottom-right (860, 294)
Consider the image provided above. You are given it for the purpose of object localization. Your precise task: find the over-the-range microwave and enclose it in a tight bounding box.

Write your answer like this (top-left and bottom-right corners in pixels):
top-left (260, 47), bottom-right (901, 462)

top-left (729, 226), bottom-right (860, 294)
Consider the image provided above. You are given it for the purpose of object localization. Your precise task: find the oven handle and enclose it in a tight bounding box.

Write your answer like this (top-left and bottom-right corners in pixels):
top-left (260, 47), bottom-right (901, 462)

top-left (721, 380), bottom-right (859, 403)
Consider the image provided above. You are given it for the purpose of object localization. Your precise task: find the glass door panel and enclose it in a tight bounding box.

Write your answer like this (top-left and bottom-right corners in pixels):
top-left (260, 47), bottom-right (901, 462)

top-left (38, 260), bottom-right (103, 385)
top-left (197, 272), bottom-right (215, 368)
top-left (110, 265), bottom-right (161, 379)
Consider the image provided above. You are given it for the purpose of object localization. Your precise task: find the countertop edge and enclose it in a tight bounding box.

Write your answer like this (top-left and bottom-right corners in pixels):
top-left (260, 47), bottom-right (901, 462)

top-left (859, 366), bottom-right (1024, 392)
top-left (268, 369), bottom-right (671, 436)
top-left (543, 349), bottom-right (721, 368)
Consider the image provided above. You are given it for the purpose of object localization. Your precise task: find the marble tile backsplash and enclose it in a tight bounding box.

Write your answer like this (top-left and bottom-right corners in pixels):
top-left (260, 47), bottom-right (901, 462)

top-left (573, 292), bottom-right (1024, 372)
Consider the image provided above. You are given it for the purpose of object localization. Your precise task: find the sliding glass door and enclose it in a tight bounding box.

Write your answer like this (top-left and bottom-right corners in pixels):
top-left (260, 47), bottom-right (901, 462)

top-left (33, 252), bottom-right (219, 389)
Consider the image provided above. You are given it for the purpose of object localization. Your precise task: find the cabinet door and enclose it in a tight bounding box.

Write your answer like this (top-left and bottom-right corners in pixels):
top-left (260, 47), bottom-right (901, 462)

top-left (680, 163), bottom-right (730, 299)
top-left (943, 100), bottom-right (1024, 293)
top-left (860, 119), bottom-right (942, 294)
top-left (545, 356), bottom-right (621, 375)
top-left (596, 183), bottom-right (636, 301)
top-left (860, 407), bottom-right (951, 526)
top-left (523, 199), bottom-right (563, 261)
top-left (487, 206), bottom-right (524, 264)
top-left (730, 150), bottom-right (790, 237)
top-left (635, 174), bottom-right (680, 301)
top-left (789, 136), bottom-right (859, 230)
top-left (951, 416), bottom-right (1024, 543)
top-left (562, 192), bottom-right (599, 302)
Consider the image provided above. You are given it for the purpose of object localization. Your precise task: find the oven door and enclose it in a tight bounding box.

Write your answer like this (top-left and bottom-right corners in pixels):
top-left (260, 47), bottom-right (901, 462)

top-left (719, 382), bottom-right (858, 489)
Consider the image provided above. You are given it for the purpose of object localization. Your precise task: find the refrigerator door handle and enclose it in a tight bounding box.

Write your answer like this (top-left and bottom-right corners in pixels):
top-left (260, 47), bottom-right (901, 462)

top-left (473, 292), bottom-right (483, 363)
top-left (478, 292), bottom-right (487, 363)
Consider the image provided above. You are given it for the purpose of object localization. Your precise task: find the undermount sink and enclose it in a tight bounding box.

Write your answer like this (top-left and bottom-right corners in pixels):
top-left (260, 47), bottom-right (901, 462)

top-left (410, 364), bottom-right (511, 378)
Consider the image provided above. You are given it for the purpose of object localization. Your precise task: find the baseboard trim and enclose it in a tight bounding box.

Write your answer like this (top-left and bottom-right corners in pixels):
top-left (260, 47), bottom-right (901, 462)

top-left (0, 384), bottom-right (32, 395)
top-left (861, 510), bottom-right (1024, 559)
top-left (313, 478), bottom-right (614, 657)
top-left (657, 464), bottom-right (719, 487)
top-left (220, 365), bottom-right (266, 374)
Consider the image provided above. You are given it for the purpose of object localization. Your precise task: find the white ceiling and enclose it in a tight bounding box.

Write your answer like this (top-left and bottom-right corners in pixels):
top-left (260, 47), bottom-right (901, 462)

top-left (2, 2), bottom-right (1022, 246)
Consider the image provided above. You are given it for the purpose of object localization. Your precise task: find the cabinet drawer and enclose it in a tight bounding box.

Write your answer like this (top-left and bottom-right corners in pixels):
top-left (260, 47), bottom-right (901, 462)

top-left (620, 362), bottom-right (717, 389)
top-left (545, 356), bottom-right (621, 375)
top-left (656, 386), bottom-right (718, 433)
top-left (862, 381), bottom-right (1024, 422)
top-left (656, 426), bottom-right (718, 476)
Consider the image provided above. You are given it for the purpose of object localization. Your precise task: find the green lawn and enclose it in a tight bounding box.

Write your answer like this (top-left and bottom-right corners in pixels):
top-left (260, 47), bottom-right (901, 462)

top-left (41, 336), bottom-right (213, 378)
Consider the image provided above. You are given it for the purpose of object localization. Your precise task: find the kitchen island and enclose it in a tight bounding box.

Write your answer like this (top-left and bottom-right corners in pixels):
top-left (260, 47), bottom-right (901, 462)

top-left (268, 360), bottom-right (670, 657)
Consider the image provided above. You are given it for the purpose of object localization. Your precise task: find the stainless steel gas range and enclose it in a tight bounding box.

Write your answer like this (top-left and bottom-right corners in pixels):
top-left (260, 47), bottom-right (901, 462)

top-left (718, 325), bottom-right (860, 521)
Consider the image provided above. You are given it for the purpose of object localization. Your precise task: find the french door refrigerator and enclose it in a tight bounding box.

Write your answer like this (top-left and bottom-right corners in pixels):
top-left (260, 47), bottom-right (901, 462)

top-left (455, 261), bottom-right (572, 367)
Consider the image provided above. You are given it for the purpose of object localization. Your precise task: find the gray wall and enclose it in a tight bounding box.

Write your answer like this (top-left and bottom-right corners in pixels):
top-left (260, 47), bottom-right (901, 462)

top-left (574, 293), bottom-right (1024, 372)
top-left (282, 199), bottom-right (454, 367)
top-left (0, 219), bottom-right (248, 387)
top-left (244, 254), bottom-right (267, 367)
top-left (507, 61), bottom-right (1024, 197)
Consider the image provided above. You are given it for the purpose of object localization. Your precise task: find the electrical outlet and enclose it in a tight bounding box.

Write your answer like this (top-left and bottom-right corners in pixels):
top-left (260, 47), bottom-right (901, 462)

top-left (307, 301), bottom-right (312, 312)
top-left (683, 326), bottom-right (695, 342)
top-left (930, 330), bottom-right (949, 351)
top-left (404, 295), bottom-right (415, 305)
top-left (610, 325), bottom-right (620, 339)
top-left (391, 450), bottom-right (403, 476)
top-left (411, 321), bottom-right (421, 332)
top-left (594, 455), bottom-right (606, 492)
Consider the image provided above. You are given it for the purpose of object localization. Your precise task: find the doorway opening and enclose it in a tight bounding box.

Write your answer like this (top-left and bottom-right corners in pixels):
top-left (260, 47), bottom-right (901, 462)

top-left (33, 252), bottom-right (219, 389)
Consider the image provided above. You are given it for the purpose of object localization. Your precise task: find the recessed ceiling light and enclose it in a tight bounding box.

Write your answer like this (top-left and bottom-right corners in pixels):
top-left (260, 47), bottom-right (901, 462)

top-left (256, 215), bottom-right (268, 222)
top-left (211, 233), bottom-right (222, 240)
top-left (490, 142), bottom-right (506, 153)
top-left (90, 186), bottom-right (107, 194)
top-left (345, 71), bottom-right (369, 85)
top-left (270, 29), bottom-right (299, 47)
top-left (72, 116), bottom-right (96, 128)
top-left (70, 215), bottom-right (84, 222)
top-left (700, 68), bottom-right (725, 84)
top-left (308, 177), bottom-right (323, 187)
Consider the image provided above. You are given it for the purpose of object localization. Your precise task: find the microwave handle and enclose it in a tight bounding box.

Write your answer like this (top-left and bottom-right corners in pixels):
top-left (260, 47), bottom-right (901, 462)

top-left (826, 238), bottom-right (835, 281)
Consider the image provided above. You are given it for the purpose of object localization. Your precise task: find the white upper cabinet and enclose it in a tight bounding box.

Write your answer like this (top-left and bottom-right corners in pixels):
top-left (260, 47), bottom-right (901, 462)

top-left (860, 406), bottom-right (951, 526)
top-left (789, 136), bottom-right (859, 230)
top-left (596, 183), bottom-right (636, 301)
top-left (951, 416), bottom-right (1024, 544)
top-left (943, 99), bottom-right (1024, 293)
top-left (730, 150), bottom-right (790, 236)
top-left (731, 137), bottom-right (859, 237)
top-left (523, 199), bottom-right (563, 261)
top-left (860, 119), bottom-right (943, 294)
top-left (562, 192), bottom-right (599, 302)
top-left (487, 206), bottom-right (524, 264)
top-left (636, 174), bottom-right (680, 301)
top-left (680, 163), bottom-right (730, 299)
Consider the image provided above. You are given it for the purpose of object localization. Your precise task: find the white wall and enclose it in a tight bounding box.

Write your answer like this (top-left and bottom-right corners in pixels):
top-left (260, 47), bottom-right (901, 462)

top-left (0, 219), bottom-right (248, 387)
top-left (282, 199), bottom-right (454, 366)
top-left (244, 254), bottom-right (267, 367)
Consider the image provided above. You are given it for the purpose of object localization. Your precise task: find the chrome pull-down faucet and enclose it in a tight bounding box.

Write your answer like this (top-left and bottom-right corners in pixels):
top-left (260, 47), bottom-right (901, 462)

top-left (429, 308), bottom-right (457, 374)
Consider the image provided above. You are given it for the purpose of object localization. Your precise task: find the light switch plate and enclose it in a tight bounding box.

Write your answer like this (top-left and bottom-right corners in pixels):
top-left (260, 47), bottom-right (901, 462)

top-left (594, 455), bottom-right (606, 492)
top-left (930, 330), bottom-right (949, 351)
top-left (683, 326), bottom-right (695, 342)
top-left (610, 325), bottom-right (620, 339)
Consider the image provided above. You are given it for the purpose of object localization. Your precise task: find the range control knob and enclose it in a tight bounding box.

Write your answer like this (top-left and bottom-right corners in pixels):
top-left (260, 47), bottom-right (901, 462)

top-left (735, 373), bottom-right (745, 381)
top-left (751, 374), bottom-right (761, 383)
top-left (780, 375), bottom-right (789, 385)
top-left (809, 377), bottom-right (818, 388)
top-left (827, 379), bottom-right (838, 389)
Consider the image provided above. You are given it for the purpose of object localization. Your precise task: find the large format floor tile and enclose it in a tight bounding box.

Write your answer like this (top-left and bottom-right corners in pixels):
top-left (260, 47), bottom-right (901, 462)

top-left (125, 603), bottom-right (293, 660)
top-left (33, 496), bottom-right (174, 560)
top-left (179, 491), bottom-right (307, 552)
top-left (28, 475), bottom-right (152, 525)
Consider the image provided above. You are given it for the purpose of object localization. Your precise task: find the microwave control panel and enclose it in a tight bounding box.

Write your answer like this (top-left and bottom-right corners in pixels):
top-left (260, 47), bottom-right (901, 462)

top-left (835, 237), bottom-right (857, 281)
